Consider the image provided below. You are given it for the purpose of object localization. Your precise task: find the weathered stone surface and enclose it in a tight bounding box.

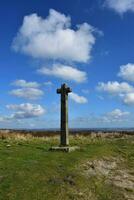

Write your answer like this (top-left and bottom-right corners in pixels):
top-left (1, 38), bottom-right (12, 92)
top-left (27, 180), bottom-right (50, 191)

top-left (50, 83), bottom-right (80, 152)
top-left (57, 83), bottom-right (72, 146)
top-left (50, 146), bottom-right (80, 152)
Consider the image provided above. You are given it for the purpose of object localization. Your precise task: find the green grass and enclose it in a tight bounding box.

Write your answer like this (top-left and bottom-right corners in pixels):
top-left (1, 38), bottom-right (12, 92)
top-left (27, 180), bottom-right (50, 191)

top-left (0, 135), bottom-right (133, 200)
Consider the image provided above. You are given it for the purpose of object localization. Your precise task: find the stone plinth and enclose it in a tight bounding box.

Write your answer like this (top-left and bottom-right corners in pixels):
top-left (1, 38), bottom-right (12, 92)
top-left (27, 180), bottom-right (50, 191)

top-left (49, 146), bottom-right (80, 153)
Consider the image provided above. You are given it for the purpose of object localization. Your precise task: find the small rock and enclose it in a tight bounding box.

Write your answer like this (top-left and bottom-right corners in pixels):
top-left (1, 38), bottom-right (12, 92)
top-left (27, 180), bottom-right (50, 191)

top-left (77, 192), bottom-right (84, 197)
top-left (6, 144), bottom-right (11, 147)
top-left (48, 177), bottom-right (62, 185)
top-left (63, 175), bottom-right (75, 186)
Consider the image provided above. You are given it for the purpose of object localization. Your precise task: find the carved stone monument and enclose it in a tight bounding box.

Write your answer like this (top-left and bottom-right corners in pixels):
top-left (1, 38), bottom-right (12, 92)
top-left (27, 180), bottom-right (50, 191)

top-left (57, 83), bottom-right (72, 146)
top-left (50, 83), bottom-right (79, 152)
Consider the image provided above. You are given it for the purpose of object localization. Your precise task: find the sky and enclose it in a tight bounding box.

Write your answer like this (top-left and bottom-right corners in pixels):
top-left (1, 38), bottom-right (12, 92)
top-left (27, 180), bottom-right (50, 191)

top-left (1, 0), bottom-right (134, 129)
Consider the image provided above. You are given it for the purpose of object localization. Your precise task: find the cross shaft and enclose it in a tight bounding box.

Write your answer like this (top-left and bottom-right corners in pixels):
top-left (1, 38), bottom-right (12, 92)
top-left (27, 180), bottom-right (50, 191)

top-left (57, 83), bottom-right (72, 146)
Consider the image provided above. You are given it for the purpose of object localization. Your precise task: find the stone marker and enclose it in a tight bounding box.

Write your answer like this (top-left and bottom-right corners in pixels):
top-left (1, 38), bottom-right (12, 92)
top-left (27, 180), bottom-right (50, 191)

top-left (50, 83), bottom-right (79, 152)
top-left (57, 83), bottom-right (72, 146)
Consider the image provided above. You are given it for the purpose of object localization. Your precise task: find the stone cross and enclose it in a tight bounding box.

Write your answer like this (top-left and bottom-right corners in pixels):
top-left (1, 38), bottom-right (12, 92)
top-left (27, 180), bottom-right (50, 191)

top-left (57, 83), bottom-right (72, 146)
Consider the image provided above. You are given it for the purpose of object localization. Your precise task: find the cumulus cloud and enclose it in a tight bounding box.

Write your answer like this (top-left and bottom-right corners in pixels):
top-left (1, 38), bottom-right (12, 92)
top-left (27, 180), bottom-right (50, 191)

top-left (96, 81), bottom-right (134, 105)
top-left (123, 93), bottom-right (134, 105)
top-left (70, 109), bottom-right (130, 127)
top-left (69, 92), bottom-right (88, 104)
top-left (105, 0), bottom-right (134, 14)
top-left (100, 109), bottom-right (130, 123)
top-left (12, 80), bottom-right (40, 88)
top-left (7, 103), bottom-right (45, 119)
top-left (10, 88), bottom-right (44, 100)
top-left (38, 64), bottom-right (87, 83)
top-left (0, 117), bottom-right (6, 122)
top-left (118, 63), bottom-right (134, 82)
top-left (106, 108), bottom-right (129, 119)
top-left (97, 81), bottom-right (134, 95)
top-left (12, 9), bottom-right (97, 63)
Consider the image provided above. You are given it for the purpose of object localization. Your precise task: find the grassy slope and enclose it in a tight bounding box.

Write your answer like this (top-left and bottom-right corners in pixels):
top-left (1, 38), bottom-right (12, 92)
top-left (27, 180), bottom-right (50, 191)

top-left (0, 135), bottom-right (133, 200)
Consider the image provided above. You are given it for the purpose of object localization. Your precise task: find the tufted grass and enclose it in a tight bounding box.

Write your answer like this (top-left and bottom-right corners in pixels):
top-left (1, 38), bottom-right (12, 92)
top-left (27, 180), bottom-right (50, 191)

top-left (0, 134), bottom-right (133, 200)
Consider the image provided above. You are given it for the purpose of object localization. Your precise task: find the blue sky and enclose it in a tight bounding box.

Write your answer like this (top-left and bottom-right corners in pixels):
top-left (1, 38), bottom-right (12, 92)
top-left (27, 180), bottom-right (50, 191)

top-left (1, 0), bottom-right (134, 129)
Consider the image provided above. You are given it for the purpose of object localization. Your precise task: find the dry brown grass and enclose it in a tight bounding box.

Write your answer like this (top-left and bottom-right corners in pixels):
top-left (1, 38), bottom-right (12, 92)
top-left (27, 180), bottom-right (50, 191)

top-left (0, 130), bottom-right (133, 143)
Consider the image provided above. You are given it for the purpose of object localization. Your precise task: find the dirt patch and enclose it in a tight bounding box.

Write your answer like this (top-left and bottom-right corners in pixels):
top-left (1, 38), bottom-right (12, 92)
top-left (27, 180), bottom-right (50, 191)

top-left (83, 157), bottom-right (117, 176)
top-left (110, 169), bottom-right (134, 190)
top-left (82, 157), bottom-right (134, 200)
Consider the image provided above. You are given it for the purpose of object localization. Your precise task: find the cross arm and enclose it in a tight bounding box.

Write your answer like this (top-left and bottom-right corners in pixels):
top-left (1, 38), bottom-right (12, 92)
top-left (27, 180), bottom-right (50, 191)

top-left (57, 88), bottom-right (61, 94)
top-left (66, 87), bottom-right (72, 94)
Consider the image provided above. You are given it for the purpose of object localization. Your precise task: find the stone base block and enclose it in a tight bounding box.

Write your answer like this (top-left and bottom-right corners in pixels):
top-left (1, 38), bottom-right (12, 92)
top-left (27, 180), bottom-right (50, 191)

top-left (49, 146), bottom-right (80, 152)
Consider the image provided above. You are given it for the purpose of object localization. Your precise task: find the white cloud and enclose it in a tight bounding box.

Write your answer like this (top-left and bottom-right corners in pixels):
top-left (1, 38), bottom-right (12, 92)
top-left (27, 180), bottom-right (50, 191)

top-left (70, 109), bottom-right (130, 127)
top-left (12, 80), bottom-right (40, 88)
top-left (0, 117), bottom-right (6, 122)
top-left (107, 108), bottom-right (129, 118)
top-left (123, 93), bottom-right (134, 105)
top-left (12, 9), bottom-right (97, 63)
top-left (96, 81), bottom-right (134, 105)
top-left (97, 81), bottom-right (134, 95)
top-left (69, 92), bottom-right (88, 104)
top-left (10, 88), bottom-right (44, 100)
top-left (38, 64), bottom-right (87, 83)
top-left (118, 63), bottom-right (134, 82)
top-left (7, 103), bottom-right (45, 119)
top-left (99, 109), bottom-right (130, 123)
top-left (105, 0), bottom-right (134, 14)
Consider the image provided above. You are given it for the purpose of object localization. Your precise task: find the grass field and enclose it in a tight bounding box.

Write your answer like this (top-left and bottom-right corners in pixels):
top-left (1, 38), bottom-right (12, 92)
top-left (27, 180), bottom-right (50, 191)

top-left (0, 134), bottom-right (134, 200)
